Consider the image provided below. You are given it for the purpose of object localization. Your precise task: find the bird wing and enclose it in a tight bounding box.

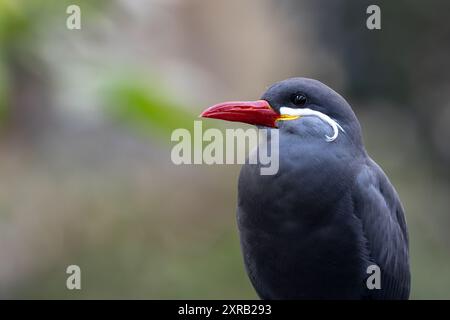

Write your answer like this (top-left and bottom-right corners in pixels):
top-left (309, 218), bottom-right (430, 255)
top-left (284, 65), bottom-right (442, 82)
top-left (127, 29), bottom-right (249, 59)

top-left (352, 158), bottom-right (410, 299)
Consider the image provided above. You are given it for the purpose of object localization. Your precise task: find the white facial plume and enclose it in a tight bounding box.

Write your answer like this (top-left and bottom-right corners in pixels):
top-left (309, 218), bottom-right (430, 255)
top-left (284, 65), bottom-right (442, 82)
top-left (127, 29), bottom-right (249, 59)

top-left (279, 107), bottom-right (345, 142)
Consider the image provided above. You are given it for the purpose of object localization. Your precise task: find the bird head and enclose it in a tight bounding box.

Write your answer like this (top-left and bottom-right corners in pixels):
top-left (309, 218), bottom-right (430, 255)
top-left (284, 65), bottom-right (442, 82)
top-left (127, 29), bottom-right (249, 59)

top-left (201, 77), bottom-right (362, 143)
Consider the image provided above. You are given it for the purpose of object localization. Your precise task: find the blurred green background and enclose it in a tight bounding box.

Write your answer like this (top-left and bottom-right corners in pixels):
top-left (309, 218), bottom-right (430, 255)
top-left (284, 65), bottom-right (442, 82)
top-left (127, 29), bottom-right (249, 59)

top-left (0, 0), bottom-right (449, 299)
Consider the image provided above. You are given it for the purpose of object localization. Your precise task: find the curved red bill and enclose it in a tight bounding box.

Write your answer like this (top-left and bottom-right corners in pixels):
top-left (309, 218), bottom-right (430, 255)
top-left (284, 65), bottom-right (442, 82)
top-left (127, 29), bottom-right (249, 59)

top-left (200, 100), bottom-right (279, 128)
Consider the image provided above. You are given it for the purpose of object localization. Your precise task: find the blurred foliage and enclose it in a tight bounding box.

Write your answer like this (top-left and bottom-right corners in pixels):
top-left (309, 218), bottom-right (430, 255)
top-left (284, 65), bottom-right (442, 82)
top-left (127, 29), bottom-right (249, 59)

top-left (0, 61), bottom-right (7, 127)
top-left (105, 79), bottom-right (198, 139)
top-left (0, 0), bottom-right (29, 47)
top-left (14, 230), bottom-right (256, 299)
top-left (0, 0), bottom-right (108, 132)
top-left (0, 0), bottom-right (92, 47)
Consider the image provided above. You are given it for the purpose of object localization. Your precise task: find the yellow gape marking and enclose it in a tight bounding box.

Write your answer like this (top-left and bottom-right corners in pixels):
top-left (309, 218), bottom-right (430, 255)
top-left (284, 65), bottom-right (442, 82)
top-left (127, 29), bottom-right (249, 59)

top-left (277, 115), bottom-right (300, 121)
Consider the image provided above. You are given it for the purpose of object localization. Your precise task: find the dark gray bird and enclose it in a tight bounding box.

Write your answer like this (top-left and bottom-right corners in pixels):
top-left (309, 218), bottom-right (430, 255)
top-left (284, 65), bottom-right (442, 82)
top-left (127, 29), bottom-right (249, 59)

top-left (200, 78), bottom-right (410, 300)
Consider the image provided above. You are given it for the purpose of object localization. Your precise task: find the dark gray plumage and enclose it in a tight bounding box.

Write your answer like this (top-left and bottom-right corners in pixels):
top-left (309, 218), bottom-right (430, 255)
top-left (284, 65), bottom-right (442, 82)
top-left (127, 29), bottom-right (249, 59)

top-left (237, 78), bottom-right (410, 299)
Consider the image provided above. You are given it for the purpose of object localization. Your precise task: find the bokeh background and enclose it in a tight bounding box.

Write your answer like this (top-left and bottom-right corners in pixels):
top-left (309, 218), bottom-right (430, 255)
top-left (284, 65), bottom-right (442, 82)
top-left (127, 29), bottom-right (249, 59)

top-left (0, 0), bottom-right (449, 299)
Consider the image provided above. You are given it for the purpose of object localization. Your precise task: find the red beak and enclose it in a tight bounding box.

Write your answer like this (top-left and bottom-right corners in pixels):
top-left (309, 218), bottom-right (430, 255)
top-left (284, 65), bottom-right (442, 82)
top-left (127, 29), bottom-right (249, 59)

top-left (200, 100), bottom-right (279, 128)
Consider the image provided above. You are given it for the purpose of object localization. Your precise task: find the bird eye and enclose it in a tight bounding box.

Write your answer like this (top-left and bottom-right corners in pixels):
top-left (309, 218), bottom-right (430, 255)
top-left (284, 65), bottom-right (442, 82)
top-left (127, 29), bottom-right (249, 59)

top-left (292, 93), bottom-right (307, 107)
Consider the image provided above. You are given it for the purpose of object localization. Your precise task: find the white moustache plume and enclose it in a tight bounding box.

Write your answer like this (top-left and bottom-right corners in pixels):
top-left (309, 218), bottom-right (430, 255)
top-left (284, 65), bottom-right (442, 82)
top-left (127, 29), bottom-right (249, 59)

top-left (279, 107), bottom-right (345, 142)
